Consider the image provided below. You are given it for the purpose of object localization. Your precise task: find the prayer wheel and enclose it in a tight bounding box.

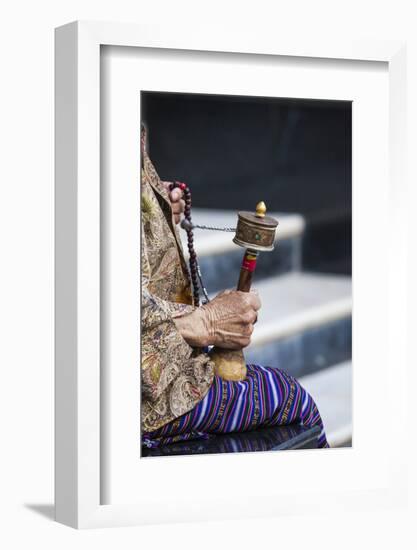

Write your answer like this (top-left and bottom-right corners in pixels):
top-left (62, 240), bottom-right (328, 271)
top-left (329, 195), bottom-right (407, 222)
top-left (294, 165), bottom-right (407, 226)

top-left (209, 202), bottom-right (279, 381)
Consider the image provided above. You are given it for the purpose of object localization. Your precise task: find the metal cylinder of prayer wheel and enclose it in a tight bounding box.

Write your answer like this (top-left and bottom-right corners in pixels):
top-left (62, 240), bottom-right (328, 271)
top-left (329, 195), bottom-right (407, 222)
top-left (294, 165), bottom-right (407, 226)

top-left (209, 202), bottom-right (279, 381)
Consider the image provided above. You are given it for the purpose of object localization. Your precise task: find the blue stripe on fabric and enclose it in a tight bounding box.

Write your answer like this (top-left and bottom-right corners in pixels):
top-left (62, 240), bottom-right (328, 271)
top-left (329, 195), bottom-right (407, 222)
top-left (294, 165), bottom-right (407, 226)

top-left (144, 364), bottom-right (329, 448)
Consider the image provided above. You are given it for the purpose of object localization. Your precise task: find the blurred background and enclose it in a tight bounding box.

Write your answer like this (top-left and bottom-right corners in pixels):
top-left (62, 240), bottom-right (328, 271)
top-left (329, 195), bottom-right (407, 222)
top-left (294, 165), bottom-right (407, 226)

top-left (142, 91), bottom-right (352, 447)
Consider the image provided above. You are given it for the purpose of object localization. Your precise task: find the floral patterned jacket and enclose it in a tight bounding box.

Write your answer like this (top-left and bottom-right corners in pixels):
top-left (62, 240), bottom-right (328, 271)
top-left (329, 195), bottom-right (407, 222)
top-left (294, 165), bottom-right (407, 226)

top-left (141, 149), bottom-right (214, 432)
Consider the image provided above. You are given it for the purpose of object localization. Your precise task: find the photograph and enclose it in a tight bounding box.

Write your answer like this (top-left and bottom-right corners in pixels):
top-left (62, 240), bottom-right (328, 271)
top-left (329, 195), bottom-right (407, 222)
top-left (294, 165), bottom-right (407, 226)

top-left (0, 1), bottom-right (411, 540)
top-left (140, 91), bottom-right (352, 457)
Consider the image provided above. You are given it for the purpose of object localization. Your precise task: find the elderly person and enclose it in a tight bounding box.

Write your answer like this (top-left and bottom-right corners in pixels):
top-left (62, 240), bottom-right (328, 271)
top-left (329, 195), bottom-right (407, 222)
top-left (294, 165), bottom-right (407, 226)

top-left (141, 126), bottom-right (329, 448)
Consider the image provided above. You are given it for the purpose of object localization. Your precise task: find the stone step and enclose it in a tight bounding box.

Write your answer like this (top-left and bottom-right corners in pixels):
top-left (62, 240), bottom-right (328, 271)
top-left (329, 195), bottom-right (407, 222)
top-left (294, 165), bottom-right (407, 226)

top-left (235, 272), bottom-right (351, 346)
top-left (300, 361), bottom-right (352, 448)
top-left (243, 272), bottom-right (352, 378)
top-left (180, 208), bottom-right (305, 293)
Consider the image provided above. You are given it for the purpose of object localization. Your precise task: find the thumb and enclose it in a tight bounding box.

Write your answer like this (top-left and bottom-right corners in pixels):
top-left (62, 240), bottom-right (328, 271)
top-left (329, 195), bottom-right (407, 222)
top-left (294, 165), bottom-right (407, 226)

top-left (216, 288), bottom-right (233, 297)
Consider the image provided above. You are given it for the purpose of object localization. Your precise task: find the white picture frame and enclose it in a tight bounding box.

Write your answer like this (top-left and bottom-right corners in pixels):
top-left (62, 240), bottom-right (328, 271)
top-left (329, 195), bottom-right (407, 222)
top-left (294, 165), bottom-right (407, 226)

top-left (55, 20), bottom-right (407, 529)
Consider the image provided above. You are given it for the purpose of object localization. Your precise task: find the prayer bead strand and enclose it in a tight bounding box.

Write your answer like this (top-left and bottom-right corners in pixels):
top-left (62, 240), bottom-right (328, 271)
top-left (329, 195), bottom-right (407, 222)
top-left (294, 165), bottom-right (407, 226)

top-left (170, 181), bottom-right (201, 307)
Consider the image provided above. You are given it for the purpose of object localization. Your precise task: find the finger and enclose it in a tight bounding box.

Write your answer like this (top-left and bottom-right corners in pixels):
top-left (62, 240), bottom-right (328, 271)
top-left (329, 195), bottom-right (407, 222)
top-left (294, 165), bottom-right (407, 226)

top-left (172, 200), bottom-right (185, 215)
top-left (244, 324), bottom-right (254, 335)
top-left (170, 188), bottom-right (183, 202)
top-left (174, 214), bottom-right (181, 225)
top-left (218, 338), bottom-right (246, 350)
top-left (216, 288), bottom-right (233, 297)
top-left (172, 202), bottom-right (183, 215)
top-left (243, 310), bottom-right (257, 324)
top-left (161, 181), bottom-right (173, 192)
top-left (246, 291), bottom-right (262, 311)
top-left (240, 337), bottom-right (251, 349)
top-left (239, 291), bottom-right (261, 311)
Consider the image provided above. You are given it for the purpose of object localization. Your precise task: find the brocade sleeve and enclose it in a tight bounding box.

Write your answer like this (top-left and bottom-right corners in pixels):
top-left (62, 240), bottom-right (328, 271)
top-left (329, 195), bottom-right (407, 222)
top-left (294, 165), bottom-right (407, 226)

top-left (141, 222), bottom-right (196, 401)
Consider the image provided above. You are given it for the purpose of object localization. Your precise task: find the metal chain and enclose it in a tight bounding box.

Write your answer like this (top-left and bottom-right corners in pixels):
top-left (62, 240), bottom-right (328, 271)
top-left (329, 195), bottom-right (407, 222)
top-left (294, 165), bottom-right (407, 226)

top-left (193, 223), bottom-right (235, 232)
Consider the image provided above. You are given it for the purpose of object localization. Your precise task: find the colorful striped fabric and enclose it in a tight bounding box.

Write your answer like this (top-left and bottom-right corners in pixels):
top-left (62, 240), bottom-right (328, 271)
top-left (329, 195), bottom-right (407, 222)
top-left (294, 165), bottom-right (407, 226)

top-left (143, 364), bottom-right (329, 449)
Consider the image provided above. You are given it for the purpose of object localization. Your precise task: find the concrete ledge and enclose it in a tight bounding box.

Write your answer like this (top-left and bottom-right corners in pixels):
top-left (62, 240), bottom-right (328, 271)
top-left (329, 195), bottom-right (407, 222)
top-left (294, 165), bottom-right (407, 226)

top-left (245, 316), bottom-right (351, 379)
top-left (239, 272), bottom-right (352, 347)
top-left (300, 361), bottom-right (352, 448)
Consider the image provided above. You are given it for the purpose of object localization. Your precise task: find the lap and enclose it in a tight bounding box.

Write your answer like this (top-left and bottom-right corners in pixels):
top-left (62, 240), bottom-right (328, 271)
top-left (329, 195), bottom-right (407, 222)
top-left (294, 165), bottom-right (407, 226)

top-left (150, 364), bottom-right (309, 435)
top-left (143, 363), bottom-right (329, 448)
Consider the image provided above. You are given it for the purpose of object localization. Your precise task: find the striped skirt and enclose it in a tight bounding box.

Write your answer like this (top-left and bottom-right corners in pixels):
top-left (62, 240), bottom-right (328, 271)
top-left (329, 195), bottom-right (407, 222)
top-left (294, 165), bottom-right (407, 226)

top-left (143, 364), bottom-right (329, 449)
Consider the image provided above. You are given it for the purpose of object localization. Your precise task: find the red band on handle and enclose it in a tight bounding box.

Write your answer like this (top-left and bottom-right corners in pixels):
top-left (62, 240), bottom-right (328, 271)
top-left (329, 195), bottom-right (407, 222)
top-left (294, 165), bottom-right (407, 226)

top-left (241, 252), bottom-right (257, 272)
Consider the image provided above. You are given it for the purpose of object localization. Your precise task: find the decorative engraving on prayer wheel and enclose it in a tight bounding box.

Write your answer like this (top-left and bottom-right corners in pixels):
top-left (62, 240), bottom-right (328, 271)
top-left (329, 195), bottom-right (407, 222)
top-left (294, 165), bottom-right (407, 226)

top-left (233, 202), bottom-right (279, 252)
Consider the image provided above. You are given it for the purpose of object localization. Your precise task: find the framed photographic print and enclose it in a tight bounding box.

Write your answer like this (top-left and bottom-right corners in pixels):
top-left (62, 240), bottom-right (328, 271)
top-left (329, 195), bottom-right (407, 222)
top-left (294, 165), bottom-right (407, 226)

top-left (55, 21), bottom-right (407, 528)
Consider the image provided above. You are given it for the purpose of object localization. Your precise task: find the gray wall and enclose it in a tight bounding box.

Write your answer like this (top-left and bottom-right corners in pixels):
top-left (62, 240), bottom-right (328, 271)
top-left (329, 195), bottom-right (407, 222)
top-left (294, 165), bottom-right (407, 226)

top-left (142, 92), bottom-right (352, 274)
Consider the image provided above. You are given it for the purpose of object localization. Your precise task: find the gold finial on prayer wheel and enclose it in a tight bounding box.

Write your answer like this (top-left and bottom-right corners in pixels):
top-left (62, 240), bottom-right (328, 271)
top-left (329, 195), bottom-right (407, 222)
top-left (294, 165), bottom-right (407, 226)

top-left (255, 201), bottom-right (267, 218)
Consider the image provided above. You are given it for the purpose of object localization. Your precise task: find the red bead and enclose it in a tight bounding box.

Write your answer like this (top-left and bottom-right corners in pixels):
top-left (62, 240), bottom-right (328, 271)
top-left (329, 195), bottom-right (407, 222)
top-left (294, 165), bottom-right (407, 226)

top-left (179, 182), bottom-right (187, 191)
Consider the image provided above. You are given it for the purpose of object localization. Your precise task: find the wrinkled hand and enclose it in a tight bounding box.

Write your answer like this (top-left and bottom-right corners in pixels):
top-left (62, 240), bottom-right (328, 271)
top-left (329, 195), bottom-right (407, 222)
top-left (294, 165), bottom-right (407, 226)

top-left (202, 289), bottom-right (261, 349)
top-left (161, 181), bottom-right (185, 225)
top-left (174, 289), bottom-right (261, 350)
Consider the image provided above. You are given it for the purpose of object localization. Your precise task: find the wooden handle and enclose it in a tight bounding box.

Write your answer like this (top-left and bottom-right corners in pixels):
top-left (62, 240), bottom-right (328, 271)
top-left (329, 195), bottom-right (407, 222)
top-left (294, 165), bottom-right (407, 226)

top-left (237, 250), bottom-right (258, 292)
top-left (209, 249), bottom-right (259, 382)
